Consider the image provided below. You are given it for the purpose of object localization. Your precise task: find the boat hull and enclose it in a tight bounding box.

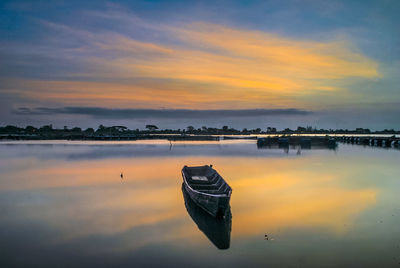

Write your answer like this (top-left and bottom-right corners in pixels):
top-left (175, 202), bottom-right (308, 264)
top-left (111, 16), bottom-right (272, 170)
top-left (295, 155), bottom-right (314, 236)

top-left (181, 165), bottom-right (232, 218)
top-left (182, 182), bottom-right (230, 217)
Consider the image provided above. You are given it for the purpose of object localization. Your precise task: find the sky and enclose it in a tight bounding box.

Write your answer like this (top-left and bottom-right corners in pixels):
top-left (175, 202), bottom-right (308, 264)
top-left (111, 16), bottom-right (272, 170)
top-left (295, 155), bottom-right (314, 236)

top-left (0, 0), bottom-right (399, 130)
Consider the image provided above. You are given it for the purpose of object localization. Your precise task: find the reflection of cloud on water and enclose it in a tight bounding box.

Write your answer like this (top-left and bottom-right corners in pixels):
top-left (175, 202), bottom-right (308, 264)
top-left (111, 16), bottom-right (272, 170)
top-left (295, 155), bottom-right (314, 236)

top-left (233, 185), bottom-right (376, 235)
top-left (0, 150), bottom-right (378, 252)
top-left (0, 141), bottom-right (319, 161)
top-left (0, 157), bottom-right (186, 191)
top-left (222, 158), bottom-right (377, 236)
top-left (0, 183), bottom-right (191, 251)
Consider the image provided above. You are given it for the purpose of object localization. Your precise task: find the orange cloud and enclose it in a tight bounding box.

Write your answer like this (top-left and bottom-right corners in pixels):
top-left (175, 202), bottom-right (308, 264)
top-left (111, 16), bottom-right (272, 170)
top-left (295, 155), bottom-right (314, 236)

top-left (125, 23), bottom-right (378, 96)
top-left (5, 23), bottom-right (380, 109)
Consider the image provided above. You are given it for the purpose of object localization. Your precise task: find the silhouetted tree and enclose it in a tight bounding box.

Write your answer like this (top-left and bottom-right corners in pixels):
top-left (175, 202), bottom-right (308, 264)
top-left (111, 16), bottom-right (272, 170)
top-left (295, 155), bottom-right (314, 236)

top-left (39, 125), bottom-right (53, 132)
top-left (25, 126), bottom-right (36, 133)
top-left (297, 126), bottom-right (306, 132)
top-left (3, 125), bottom-right (20, 133)
top-left (84, 128), bottom-right (95, 134)
top-left (146, 125), bottom-right (158, 131)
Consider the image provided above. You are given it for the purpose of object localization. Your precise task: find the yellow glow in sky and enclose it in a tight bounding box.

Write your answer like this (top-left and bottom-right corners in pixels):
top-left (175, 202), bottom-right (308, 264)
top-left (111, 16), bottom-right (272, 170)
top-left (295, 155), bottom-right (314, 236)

top-left (6, 23), bottom-right (380, 109)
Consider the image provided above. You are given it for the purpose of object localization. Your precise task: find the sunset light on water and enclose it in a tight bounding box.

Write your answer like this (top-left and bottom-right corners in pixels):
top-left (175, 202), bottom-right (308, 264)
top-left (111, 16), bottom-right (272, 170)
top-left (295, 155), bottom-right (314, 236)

top-left (1, 1), bottom-right (399, 267)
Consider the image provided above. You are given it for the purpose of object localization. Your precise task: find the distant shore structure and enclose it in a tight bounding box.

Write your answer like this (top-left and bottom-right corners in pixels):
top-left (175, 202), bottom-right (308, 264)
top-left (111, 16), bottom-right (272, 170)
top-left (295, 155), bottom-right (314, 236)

top-left (0, 125), bottom-right (399, 149)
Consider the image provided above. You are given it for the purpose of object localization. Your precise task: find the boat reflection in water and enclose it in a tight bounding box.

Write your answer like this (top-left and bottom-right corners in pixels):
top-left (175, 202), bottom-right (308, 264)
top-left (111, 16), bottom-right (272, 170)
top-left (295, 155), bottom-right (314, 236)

top-left (182, 184), bottom-right (232, 250)
top-left (257, 137), bottom-right (337, 150)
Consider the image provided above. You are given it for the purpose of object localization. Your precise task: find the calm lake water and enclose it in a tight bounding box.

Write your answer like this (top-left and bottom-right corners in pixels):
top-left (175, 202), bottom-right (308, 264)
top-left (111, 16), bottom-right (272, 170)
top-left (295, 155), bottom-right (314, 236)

top-left (0, 140), bottom-right (399, 267)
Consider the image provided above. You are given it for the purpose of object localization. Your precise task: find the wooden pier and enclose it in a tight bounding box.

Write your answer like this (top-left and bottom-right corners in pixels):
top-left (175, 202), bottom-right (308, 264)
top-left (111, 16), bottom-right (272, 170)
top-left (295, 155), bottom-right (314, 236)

top-left (257, 135), bottom-right (400, 149)
top-left (257, 136), bottom-right (337, 149)
top-left (336, 136), bottom-right (400, 148)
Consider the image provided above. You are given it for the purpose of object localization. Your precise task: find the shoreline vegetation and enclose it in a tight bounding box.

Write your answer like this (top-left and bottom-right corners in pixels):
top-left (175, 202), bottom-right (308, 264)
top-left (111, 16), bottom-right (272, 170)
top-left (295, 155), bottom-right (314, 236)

top-left (0, 124), bottom-right (399, 141)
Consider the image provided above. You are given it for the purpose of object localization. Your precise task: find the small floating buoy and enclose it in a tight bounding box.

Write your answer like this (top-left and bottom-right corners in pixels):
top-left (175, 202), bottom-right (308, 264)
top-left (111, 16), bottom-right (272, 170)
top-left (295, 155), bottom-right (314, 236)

top-left (264, 234), bottom-right (274, 241)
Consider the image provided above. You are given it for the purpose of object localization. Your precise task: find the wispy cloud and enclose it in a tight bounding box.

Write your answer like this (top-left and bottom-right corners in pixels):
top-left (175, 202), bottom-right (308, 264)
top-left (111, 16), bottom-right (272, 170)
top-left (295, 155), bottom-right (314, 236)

top-left (0, 9), bottom-right (380, 110)
top-left (73, 20), bottom-right (380, 95)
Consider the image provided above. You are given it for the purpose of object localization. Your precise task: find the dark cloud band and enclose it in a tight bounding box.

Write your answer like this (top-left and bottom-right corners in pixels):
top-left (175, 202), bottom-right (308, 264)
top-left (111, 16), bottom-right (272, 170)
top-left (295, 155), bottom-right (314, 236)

top-left (14, 107), bottom-right (312, 119)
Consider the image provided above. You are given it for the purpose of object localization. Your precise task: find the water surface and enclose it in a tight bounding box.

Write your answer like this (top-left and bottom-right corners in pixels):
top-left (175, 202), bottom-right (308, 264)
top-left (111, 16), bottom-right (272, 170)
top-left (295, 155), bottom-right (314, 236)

top-left (0, 140), bottom-right (399, 267)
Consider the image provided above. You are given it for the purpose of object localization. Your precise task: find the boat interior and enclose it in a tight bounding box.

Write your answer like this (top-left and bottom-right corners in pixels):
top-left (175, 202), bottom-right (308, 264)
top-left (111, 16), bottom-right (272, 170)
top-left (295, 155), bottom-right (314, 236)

top-left (183, 166), bottom-right (231, 195)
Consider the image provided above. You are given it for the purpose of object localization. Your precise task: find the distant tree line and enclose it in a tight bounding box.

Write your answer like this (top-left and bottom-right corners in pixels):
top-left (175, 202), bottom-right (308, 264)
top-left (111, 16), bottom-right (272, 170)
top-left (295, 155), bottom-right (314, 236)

top-left (0, 124), bottom-right (398, 139)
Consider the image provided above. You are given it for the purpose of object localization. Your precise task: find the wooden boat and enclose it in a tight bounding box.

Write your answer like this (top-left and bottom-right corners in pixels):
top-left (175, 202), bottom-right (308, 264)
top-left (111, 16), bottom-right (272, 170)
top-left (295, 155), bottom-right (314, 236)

top-left (182, 184), bottom-right (231, 249)
top-left (181, 165), bottom-right (232, 218)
